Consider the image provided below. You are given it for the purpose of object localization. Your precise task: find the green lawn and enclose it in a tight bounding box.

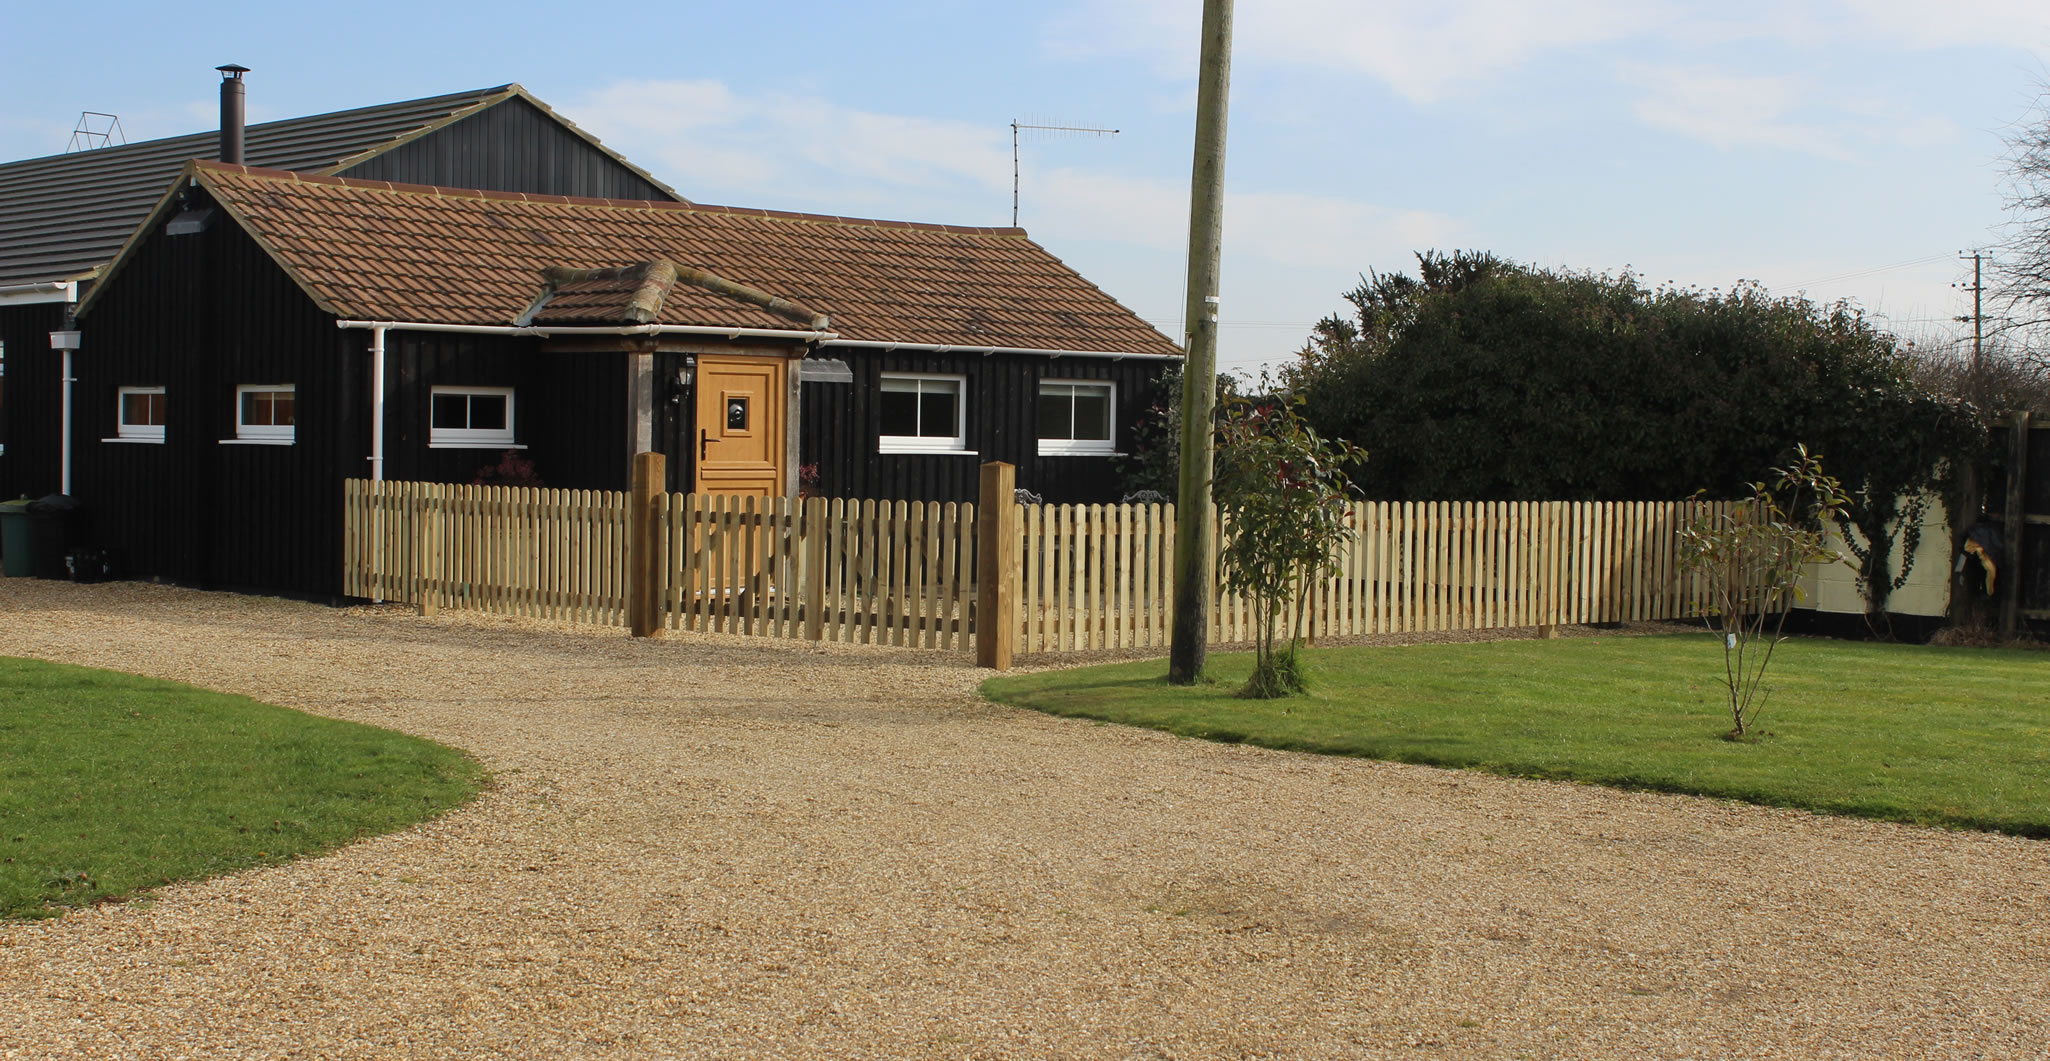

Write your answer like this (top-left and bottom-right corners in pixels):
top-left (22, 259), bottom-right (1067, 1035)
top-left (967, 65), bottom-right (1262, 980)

top-left (983, 633), bottom-right (2050, 837)
top-left (0, 657), bottom-right (483, 919)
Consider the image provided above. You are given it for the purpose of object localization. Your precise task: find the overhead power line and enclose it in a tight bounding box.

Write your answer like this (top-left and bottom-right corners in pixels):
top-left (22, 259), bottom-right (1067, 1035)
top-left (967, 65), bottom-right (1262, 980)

top-left (1784, 253), bottom-right (1952, 290)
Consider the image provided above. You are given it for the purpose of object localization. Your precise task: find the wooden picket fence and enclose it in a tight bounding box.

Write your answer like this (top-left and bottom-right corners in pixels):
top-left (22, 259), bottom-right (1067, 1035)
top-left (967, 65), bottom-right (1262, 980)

top-left (343, 479), bottom-right (634, 625)
top-left (343, 481), bottom-right (979, 647)
top-left (344, 479), bottom-right (1737, 659)
top-left (1013, 499), bottom-right (1738, 652)
top-left (654, 493), bottom-right (978, 648)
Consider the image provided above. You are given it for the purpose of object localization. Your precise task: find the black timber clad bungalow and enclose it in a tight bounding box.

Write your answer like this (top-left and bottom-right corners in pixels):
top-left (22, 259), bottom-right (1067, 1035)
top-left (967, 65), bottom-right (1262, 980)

top-left (26, 161), bottom-right (1179, 599)
top-left (67, 162), bottom-right (1178, 598)
top-left (0, 68), bottom-right (683, 502)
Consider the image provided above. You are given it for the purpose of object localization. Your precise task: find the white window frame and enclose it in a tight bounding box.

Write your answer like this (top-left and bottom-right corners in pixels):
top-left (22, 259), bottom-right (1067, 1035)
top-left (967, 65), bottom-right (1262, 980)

top-left (878, 372), bottom-right (970, 455)
top-left (110, 386), bottom-right (167, 443)
top-left (429, 385), bottom-right (518, 449)
top-left (1036, 379), bottom-right (1116, 456)
top-left (227, 383), bottom-right (296, 445)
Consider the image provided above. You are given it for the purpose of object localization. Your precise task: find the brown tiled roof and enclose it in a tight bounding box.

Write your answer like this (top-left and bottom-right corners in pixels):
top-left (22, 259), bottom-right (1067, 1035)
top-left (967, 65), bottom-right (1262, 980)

top-left (522, 261), bottom-right (683, 325)
top-left (142, 162), bottom-right (1180, 355)
top-left (520, 259), bottom-right (831, 329)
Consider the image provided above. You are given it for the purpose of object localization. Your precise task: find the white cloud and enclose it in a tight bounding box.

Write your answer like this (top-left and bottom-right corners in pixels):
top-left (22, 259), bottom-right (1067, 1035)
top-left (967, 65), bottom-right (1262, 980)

top-left (1052, 0), bottom-right (2046, 111)
top-left (1024, 169), bottom-right (1454, 268)
top-left (1617, 62), bottom-right (1847, 157)
top-left (1049, 0), bottom-right (1674, 102)
top-left (574, 78), bottom-right (1446, 275)
top-left (1838, 0), bottom-right (2050, 53)
top-left (576, 79), bottom-right (1012, 208)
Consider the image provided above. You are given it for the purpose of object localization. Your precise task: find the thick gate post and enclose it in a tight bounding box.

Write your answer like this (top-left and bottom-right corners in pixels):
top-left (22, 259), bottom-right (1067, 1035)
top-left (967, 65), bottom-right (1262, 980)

top-left (630, 452), bottom-right (666, 638)
top-left (977, 462), bottom-right (1018, 669)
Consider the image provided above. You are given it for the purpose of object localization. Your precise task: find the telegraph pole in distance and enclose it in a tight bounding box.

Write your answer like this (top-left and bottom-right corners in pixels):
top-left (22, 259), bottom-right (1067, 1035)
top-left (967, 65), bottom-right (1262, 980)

top-left (1949, 248), bottom-right (1989, 630)
top-left (1167, 0), bottom-right (1234, 685)
top-left (1957, 249), bottom-right (1986, 375)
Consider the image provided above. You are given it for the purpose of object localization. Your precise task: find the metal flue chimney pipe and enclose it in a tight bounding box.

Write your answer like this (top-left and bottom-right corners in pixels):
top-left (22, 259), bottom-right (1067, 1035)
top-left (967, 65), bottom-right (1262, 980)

top-left (217, 64), bottom-right (249, 164)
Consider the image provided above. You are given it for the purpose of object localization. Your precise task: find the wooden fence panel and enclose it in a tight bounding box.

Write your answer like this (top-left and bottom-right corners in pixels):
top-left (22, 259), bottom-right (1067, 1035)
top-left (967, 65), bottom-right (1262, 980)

top-left (344, 481), bottom-right (1732, 659)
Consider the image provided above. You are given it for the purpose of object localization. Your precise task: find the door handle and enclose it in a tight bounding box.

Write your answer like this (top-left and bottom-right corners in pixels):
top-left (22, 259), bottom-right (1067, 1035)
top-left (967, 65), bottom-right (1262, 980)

top-left (699, 428), bottom-right (710, 462)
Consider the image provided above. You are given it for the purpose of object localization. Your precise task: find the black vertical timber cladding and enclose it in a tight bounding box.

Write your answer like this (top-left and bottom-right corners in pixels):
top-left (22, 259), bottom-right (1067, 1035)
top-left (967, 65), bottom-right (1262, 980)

top-left (654, 350), bottom-right (695, 493)
top-left (71, 195), bottom-right (636, 599)
top-left (0, 301), bottom-right (68, 502)
top-left (338, 97), bottom-right (676, 202)
top-left (798, 349), bottom-right (1172, 504)
top-left (72, 197), bottom-right (354, 597)
top-left (382, 334), bottom-right (629, 491)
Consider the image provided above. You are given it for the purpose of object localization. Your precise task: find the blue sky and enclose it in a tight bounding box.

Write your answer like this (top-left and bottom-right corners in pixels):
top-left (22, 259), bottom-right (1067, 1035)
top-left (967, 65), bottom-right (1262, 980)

top-left (4, 1), bottom-right (2045, 374)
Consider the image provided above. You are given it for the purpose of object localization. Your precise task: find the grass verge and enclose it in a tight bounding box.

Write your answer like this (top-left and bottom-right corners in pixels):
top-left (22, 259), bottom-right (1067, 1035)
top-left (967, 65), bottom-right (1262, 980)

top-left (1, 656), bottom-right (484, 919)
top-left (982, 633), bottom-right (2050, 837)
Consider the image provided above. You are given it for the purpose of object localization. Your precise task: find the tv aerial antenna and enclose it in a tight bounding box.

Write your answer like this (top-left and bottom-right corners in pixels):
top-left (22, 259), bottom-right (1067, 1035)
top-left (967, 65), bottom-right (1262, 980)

top-left (66, 112), bottom-right (126, 152)
top-left (1011, 118), bottom-right (1118, 227)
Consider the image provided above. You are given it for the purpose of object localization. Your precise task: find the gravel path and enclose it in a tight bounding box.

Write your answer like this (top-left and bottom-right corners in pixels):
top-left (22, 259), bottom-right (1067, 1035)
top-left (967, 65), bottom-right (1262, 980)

top-left (1, 579), bottom-right (2046, 1059)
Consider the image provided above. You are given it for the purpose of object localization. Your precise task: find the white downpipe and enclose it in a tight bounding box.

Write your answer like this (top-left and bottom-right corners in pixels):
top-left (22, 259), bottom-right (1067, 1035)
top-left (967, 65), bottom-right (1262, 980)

top-left (368, 325), bottom-right (386, 605)
top-left (369, 326), bottom-right (386, 483)
top-left (59, 350), bottom-right (73, 495)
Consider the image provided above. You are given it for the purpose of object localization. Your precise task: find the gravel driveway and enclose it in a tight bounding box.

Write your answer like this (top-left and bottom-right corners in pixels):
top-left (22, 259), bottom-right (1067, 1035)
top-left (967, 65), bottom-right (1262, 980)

top-left (1, 579), bottom-right (2045, 1059)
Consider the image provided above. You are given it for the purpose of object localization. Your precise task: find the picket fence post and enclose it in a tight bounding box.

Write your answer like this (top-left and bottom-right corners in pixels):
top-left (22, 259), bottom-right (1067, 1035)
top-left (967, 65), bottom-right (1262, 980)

top-left (976, 462), bottom-right (1019, 670)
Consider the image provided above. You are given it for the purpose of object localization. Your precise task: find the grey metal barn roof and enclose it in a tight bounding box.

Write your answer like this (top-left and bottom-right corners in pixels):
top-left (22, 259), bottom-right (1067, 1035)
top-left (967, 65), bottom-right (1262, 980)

top-left (0, 84), bottom-right (680, 286)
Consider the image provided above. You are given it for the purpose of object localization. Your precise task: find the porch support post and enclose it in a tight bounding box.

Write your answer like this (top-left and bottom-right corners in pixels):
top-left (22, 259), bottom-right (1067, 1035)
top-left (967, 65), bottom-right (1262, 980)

top-left (628, 350), bottom-right (655, 462)
top-left (785, 349), bottom-right (803, 497)
top-left (977, 461), bottom-right (1018, 670)
top-left (630, 451), bottom-right (666, 638)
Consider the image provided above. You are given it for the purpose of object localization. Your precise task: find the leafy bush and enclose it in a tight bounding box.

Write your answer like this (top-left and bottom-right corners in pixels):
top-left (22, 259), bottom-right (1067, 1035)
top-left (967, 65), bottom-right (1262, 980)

top-left (1286, 251), bottom-right (1981, 621)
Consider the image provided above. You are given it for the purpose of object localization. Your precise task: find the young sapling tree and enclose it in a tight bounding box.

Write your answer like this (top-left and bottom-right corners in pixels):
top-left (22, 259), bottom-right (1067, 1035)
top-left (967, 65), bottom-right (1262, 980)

top-left (1678, 446), bottom-right (1850, 739)
top-left (1212, 388), bottom-right (1364, 698)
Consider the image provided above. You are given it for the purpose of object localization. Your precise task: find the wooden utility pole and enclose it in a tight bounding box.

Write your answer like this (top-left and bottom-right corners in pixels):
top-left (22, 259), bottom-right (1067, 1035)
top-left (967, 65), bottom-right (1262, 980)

top-left (1167, 0), bottom-right (1235, 684)
top-left (1950, 250), bottom-right (1988, 629)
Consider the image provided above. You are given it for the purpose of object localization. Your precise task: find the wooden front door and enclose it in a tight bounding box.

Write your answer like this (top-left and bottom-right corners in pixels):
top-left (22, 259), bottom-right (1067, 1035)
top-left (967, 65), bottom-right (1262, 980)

top-left (693, 354), bottom-right (786, 497)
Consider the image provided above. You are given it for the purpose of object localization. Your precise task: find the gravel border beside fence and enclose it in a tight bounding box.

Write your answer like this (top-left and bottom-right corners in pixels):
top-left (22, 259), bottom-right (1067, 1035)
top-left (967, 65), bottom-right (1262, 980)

top-left (1, 579), bottom-right (2045, 1059)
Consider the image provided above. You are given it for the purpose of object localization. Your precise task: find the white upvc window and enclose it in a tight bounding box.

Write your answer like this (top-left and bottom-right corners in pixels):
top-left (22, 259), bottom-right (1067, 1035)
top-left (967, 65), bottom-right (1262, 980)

top-left (878, 373), bottom-right (968, 453)
top-left (1037, 379), bottom-right (1115, 455)
top-left (231, 384), bottom-right (295, 443)
top-left (114, 386), bottom-right (167, 442)
top-left (430, 386), bottom-right (516, 448)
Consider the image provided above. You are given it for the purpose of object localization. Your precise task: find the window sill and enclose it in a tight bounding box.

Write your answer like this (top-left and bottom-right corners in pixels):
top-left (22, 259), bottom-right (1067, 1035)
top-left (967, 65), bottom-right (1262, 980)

top-left (220, 438), bottom-right (294, 446)
top-left (102, 436), bottom-right (166, 444)
top-left (428, 442), bottom-right (526, 450)
top-left (1037, 448), bottom-right (1122, 458)
top-left (879, 445), bottom-right (979, 456)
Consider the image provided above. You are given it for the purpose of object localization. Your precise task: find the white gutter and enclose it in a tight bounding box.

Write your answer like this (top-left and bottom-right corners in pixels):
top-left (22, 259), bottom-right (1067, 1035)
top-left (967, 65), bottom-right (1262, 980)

top-left (821, 339), bottom-right (1183, 361)
top-left (336, 320), bottom-right (838, 342)
top-left (0, 281), bottom-right (78, 306)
